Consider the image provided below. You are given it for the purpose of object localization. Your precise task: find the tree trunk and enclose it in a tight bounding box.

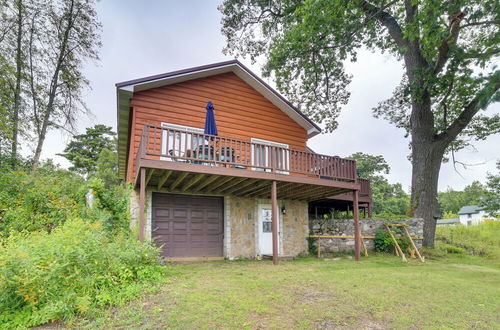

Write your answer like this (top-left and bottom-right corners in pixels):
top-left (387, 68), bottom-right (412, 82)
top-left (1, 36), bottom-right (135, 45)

top-left (409, 101), bottom-right (445, 248)
top-left (410, 143), bottom-right (444, 248)
top-left (31, 0), bottom-right (75, 170)
top-left (11, 0), bottom-right (23, 169)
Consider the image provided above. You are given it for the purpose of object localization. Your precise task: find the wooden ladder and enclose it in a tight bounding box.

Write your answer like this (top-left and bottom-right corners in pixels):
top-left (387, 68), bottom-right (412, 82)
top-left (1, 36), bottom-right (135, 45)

top-left (384, 224), bottom-right (425, 263)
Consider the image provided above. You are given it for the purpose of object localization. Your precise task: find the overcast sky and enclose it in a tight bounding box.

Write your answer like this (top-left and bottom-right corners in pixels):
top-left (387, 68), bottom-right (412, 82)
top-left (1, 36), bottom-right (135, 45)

top-left (35, 0), bottom-right (499, 192)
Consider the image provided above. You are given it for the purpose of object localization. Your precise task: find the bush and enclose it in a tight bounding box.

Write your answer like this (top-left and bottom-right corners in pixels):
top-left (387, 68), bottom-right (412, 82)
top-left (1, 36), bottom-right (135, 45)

top-left (0, 166), bottom-right (87, 238)
top-left (374, 227), bottom-right (411, 253)
top-left (0, 219), bottom-right (166, 328)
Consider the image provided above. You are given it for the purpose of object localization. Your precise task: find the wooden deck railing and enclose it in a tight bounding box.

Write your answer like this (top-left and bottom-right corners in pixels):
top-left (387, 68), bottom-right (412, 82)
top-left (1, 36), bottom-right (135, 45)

top-left (136, 124), bottom-right (357, 182)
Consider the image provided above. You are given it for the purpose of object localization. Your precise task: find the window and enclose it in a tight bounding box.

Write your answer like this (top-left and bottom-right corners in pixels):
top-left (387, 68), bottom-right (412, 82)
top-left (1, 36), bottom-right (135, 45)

top-left (467, 214), bottom-right (472, 219)
top-left (251, 138), bottom-right (290, 174)
top-left (161, 122), bottom-right (204, 161)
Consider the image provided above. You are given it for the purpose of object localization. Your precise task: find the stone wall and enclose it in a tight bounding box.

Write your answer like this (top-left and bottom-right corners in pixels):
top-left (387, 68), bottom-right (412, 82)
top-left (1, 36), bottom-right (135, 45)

top-left (310, 217), bottom-right (423, 252)
top-left (281, 200), bottom-right (309, 256)
top-left (227, 196), bottom-right (257, 259)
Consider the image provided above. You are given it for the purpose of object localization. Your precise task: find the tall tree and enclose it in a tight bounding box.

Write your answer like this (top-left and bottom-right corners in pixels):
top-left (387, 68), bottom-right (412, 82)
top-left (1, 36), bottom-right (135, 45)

top-left (59, 124), bottom-right (116, 176)
top-left (30, 0), bottom-right (101, 169)
top-left (220, 0), bottom-right (500, 247)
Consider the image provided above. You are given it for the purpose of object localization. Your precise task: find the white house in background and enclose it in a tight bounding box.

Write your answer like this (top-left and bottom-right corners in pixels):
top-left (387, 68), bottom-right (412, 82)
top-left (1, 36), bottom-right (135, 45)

top-left (457, 205), bottom-right (489, 226)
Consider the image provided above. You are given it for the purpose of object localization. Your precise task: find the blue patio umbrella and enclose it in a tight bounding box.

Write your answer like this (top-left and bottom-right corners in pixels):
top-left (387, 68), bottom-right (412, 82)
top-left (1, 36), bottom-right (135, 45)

top-left (204, 101), bottom-right (218, 137)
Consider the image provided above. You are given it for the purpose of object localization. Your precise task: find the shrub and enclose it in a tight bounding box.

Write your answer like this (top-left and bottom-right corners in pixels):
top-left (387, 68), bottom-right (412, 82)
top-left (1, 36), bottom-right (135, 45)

top-left (0, 219), bottom-right (166, 328)
top-left (0, 166), bottom-right (87, 237)
top-left (374, 227), bottom-right (411, 253)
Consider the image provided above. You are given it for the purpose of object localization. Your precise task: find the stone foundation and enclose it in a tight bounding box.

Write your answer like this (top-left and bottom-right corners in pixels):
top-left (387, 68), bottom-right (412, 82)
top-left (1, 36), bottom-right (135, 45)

top-left (310, 217), bottom-right (423, 252)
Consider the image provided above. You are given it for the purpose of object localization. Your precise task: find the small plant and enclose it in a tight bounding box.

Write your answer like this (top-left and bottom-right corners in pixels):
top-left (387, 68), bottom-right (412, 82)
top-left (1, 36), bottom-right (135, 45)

top-left (374, 228), bottom-right (411, 253)
top-left (307, 237), bottom-right (318, 256)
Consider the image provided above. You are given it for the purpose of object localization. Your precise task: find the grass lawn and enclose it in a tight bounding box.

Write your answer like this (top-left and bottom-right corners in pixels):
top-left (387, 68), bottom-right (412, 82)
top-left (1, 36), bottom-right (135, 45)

top-left (65, 253), bottom-right (500, 329)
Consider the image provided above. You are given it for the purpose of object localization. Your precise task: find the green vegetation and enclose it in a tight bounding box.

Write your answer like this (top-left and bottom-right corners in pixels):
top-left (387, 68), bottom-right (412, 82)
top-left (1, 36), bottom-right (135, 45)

top-left (76, 255), bottom-right (499, 329)
top-left (0, 220), bottom-right (166, 328)
top-left (438, 181), bottom-right (489, 215)
top-left (373, 228), bottom-right (411, 253)
top-left (0, 127), bottom-right (166, 328)
top-left (347, 152), bottom-right (410, 217)
top-left (436, 221), bottom-right (500, 263)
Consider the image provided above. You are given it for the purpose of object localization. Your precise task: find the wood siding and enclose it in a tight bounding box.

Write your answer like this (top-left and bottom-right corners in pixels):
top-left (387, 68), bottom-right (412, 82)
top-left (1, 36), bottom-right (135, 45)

top-left (127, 72), bottom-right (308, 181)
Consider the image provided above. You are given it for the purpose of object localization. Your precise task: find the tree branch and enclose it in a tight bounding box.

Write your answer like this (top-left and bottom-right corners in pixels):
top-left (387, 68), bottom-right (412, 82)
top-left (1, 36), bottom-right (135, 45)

top-left (460, 19), bottom-right (500, 29)
top-left (436, 71), bottom-right (500, 145)
top-left (355, 0), bottom-right (407, 49)
top-left (433, 12), bottom-right (466, 75)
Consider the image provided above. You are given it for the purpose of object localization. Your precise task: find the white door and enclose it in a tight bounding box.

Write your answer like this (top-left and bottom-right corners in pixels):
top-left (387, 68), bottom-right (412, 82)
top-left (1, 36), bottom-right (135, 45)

top-left (258, 204), bottom-right (279, 255)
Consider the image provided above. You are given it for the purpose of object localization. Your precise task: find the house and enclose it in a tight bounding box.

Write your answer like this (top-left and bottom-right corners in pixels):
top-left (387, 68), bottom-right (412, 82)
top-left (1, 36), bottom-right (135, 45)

top-left (116, 60), bottom-right (371, 263)
top-left (436, 218), bottom-right (460, 226)
top-left (457, 205), bottom-right (489, 226)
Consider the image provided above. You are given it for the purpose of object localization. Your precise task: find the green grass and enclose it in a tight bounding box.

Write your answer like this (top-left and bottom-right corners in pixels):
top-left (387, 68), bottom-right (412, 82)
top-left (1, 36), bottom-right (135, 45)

top-left (62, 254), bottom-right (500, 329)
top-left (436, 220), bottom-right (500, 263)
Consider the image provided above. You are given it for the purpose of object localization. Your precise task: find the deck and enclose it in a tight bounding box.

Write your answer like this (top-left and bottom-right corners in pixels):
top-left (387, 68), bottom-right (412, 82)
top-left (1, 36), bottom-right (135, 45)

top-left (133, 124), bottom-right (361, 200)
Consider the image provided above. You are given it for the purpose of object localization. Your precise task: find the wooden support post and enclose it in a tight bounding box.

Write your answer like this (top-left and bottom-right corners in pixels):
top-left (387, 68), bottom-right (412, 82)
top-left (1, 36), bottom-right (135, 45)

top-left (361, 236), bottom-right (368, 257)
top-left (139, 167), bottom-right (146, 242)
top-left (403, 225), bottom-right (425, 263)
top-left (317, 238), bottom-right (321, 258)
top-left (271, 180), bottom-right (279, 265)
top-left (385, 224), bottom-right (407, 262)
top-left (368, 202), bottom-right (373, 218)
top-left (353, 190), bottom-right (360, 261)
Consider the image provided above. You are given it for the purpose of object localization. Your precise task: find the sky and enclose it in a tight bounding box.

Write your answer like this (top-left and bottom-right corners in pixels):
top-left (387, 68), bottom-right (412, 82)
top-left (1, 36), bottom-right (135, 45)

top-left (35, 0), bottom-right (499, 192)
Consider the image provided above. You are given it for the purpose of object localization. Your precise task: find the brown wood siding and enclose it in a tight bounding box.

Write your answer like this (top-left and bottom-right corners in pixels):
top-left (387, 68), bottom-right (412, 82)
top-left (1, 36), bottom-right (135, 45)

top-left (126, 72), bottom-right (308, 182)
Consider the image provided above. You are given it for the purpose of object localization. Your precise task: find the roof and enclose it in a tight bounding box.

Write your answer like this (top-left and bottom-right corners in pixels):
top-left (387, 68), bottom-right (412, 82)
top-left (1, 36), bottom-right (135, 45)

top-left (458, 205), bottom-right (483, 215)
top-left (115, 60), bottom-right (322, 178)
top-left (436, 218), bottom-right (460, 225)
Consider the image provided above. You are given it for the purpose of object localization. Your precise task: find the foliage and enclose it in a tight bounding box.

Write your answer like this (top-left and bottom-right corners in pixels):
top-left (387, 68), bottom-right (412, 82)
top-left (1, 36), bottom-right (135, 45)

top-left (0, 157), bottom-right (129, 238)
top-left (347, 152), bottom-right (410, 216)
top-left (95, 147), bottom-right (121, 187)
top-left (0, 219), bottom-right (166, 328)
top-left (220, 0), bottom-right (500, 141)
top-left (436, 220), bottom-right (500, 261)
top-left (0, 161), bottom-right (88, 237)
top-left (88, 178), bottom-right (130, 232)
top-left (59, 125), bottom-right (117, 175)
top-left (374, 228), bottom-right (411, 253)
top-left (438, 181), bottom-right (488, 214)
top-left (480, 161), bottom-right (500, 215)
top-left (307, 236), bottom-right (317, 255)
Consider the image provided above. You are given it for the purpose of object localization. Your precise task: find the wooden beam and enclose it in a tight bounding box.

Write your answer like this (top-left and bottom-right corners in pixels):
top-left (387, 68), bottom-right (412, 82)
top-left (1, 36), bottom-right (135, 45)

top-left (180, 173), bottom-right (205, 192)
top-left (139, 168), bottom-right (146, 242)
top-left (157, 170), bottom-right (172, 190)
top-left (145, 169), bottom-right (155, 186)
top-left (220, 178), bottom-right (257, 194)
top-left (353, 190), bottom-right (360, 261)
top-left (213, 177), bottom-right (247, 194)
top-left (247, 184), bottom-right (271, 197)
top-left (170, 172), bottom-right (190, 190)
top-left (203, 176), bottom-right (235, 193)
top-left (271, 180), bottom-right (278, 265)
top-left (191, 175), bottom-right (219, 192)
top-left (232, 180), bottom-right (270, 196)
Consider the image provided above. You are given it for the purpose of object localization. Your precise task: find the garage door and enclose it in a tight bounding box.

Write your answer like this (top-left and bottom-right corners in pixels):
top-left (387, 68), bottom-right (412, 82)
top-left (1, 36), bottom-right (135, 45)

top-left (152, 193), bottom-right (224, 258)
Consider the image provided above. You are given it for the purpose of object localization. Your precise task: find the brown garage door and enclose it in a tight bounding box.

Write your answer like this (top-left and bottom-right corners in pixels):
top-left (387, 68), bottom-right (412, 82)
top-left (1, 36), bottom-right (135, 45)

top-left (152, 193), bottom-right (223, 258)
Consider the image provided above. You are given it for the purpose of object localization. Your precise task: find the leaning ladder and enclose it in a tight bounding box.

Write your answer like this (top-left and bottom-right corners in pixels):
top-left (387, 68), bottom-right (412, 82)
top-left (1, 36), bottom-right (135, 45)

top-left (384, 224), bottom-right (425, 263)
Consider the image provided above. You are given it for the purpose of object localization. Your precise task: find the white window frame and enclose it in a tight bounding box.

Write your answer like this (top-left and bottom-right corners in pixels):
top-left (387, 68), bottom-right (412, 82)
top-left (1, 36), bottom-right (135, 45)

top-left (161, 122), bottom-right (205, 162)
top-left (251, 138), bottom-right (290, 174)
